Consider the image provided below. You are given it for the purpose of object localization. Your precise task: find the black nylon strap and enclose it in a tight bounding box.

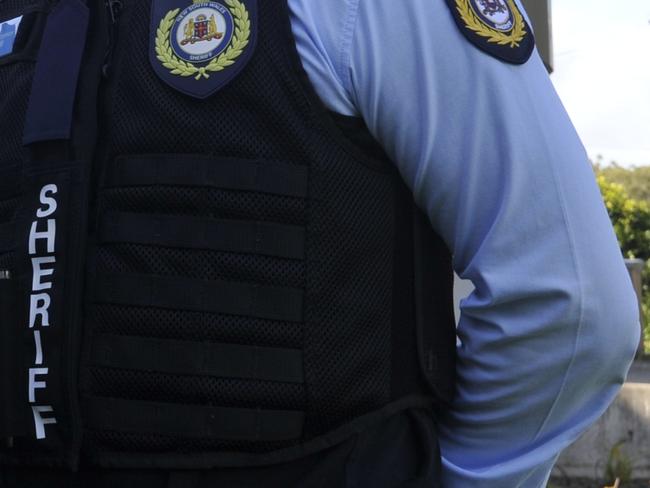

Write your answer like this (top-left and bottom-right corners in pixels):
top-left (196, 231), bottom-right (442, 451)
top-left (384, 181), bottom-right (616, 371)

top-left (91, 334), bottom-right (304, 384)
top-left (83, 396), bottom-right (305, 441)
top-left (90, 273), bottom-right (304, 322)
top-left (104, 156), bottom-right (309, 198)
top-left (413, 208), bottom-right (456, 405)
top-left (99, 212), bottom-right (305, 260)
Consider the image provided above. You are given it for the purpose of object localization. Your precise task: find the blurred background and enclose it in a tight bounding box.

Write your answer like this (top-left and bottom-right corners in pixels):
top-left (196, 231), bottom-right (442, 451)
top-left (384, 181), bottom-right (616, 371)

top-left (455, 2), bottom-right (650, 486)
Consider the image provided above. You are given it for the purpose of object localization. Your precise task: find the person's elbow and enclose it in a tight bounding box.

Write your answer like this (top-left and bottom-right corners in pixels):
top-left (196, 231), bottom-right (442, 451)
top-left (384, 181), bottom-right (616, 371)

top-left (577, 260), bottom-right (640, 387)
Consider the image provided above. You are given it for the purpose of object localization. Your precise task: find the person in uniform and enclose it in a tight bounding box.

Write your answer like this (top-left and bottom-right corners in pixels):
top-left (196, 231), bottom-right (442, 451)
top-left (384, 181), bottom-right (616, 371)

top-left (0, 0), bottom-right (639, 487)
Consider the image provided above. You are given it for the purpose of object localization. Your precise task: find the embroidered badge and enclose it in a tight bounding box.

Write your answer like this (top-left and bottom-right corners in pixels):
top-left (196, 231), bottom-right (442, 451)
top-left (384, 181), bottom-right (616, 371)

top-left (150, 0), bottom-right (257, 98)
top-left (0, 16), bottom-right (23, 58)
top-left (445, 0), bottom-right (534, 64)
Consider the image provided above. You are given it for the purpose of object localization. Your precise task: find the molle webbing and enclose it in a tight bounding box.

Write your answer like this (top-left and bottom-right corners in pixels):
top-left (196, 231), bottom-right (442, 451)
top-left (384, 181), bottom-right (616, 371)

top-left (82, 152), bottom-right (309, 456)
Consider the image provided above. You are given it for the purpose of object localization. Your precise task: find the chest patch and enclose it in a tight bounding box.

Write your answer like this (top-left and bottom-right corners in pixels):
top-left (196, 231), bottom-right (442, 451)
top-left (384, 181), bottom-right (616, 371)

top-left (0, 15), bottom-right (23, 58)
top-left (445, 0), bottom-right (534, 64)
top-left (150, 0), bottom-right (257, 98)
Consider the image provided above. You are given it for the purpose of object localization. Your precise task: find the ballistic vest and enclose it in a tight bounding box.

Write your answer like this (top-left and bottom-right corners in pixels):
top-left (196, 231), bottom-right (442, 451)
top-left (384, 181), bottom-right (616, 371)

top-left (0, 0), bottom-right (456, 470)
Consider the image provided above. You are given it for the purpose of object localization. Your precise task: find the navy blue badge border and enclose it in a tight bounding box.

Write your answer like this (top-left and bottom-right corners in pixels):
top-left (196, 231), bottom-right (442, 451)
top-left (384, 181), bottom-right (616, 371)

top-left (444, 0), bottom-right (535, 65)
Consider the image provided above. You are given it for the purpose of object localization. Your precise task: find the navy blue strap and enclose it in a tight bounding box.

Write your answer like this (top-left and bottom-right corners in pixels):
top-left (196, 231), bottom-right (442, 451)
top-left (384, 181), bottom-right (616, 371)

top-left (90, 273), bottom-right (304, 322)
top-left (83, 396), bottom-right (305, 441)
top-left (91, 334), bottom-right (304, 384)
top-left (104, 156), bottom-right (309, 198)
top-left (99, 212), bottom-right (305, 260)
top-left (22, 0), bottom-right (89, 145)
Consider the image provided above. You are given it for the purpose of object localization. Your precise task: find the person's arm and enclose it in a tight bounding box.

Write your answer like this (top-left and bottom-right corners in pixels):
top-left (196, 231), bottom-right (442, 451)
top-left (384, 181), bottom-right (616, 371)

top-left (289, 0), bottom-right (640, 486)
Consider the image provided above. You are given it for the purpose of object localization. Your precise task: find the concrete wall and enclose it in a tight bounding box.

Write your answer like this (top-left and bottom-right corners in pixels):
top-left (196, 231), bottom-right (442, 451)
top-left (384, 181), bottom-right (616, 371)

top-left (553, 375), bottom-right (650, 480)
top-left (521, 0), bottom-right (553, 72)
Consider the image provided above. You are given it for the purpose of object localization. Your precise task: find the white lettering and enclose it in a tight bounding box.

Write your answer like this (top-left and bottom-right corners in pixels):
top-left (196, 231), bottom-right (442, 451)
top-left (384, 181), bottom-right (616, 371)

top-left (31, 406), bottom-right (57, 440)
top-left (29, 293), bottom-right (51, 328)
top-left (28, 219), bottom-right (56, 255)
top-left (36, 184), bottom-right (58, 218)
top-left (31, 256), bottom-right (56, 291)
top-left (27, 183), bottom-right (60, 440)
top-left (28, 367), bottom-right (48, 403)
top-left (34, 330), bottom-right (43, 365)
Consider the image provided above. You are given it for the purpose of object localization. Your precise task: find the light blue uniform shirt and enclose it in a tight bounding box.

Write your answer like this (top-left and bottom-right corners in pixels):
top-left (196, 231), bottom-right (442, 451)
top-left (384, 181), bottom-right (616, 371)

top-left (287, 0), bottom-right (640, 486)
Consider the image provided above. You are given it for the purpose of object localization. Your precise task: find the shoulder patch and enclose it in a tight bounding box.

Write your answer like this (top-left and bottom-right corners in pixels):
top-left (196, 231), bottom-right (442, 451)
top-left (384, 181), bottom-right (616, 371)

top-left (444, 0), bottom-right (535, 64)
top-left (150, 0), bottom-right (257, 99)
top-left (0, 16), bottom-right (23, 58)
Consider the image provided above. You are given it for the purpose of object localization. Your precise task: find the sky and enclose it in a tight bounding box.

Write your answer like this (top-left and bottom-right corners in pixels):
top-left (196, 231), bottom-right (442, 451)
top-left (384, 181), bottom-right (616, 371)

top-left (550, 0), bottom-right (650, 167)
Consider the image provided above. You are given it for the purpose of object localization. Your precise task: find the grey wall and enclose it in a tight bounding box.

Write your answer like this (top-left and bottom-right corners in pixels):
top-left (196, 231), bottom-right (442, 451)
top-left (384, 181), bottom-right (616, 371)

top-left (521, 0), bottom-right (554, 72)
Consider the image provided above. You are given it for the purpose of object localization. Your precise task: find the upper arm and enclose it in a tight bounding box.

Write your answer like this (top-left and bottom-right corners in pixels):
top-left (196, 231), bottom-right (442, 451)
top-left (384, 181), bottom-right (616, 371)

top-left (289, 0), bottom-right (639, 485)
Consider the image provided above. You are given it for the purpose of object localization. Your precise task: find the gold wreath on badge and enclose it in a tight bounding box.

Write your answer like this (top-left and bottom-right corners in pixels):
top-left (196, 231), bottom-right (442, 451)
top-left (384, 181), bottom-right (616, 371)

top-left (155, 0), bottom-right (250, 80)
top-left (456, 0), bottom-right (526, 48)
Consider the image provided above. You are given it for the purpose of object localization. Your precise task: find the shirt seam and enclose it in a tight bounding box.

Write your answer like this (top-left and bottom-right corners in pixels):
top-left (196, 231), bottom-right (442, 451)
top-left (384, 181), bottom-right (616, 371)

top-left (524, 81), bottom-right (586, 442)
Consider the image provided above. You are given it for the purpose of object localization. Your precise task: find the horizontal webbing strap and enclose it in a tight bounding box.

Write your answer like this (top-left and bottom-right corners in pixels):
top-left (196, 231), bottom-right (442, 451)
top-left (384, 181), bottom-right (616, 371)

top-left (99, 212), bottom-right (305, 260)
top-left (0, 222), bottom-right (15, 253)
top-left (105, 156), bottom-right (309, 198)
top-left (91, 334), bottom-right (304, 384)
top-left (90, 273), bottom-right (304, 322)
top-left (83, 396), bottom-right (305, 441)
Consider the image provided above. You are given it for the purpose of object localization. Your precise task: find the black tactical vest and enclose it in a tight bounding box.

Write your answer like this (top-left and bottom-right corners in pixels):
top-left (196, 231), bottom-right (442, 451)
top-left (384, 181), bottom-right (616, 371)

top-left (0, 0), bottom-right (456, 470)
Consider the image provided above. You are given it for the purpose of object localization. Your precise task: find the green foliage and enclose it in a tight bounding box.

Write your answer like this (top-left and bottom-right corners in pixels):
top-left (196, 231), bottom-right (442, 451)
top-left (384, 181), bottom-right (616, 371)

top-left (595, 157), bottom-right (650, 203)
top-left (596, 174), bottom-right (650, 261)
top-left (594, 166), bottom-right (650, 355)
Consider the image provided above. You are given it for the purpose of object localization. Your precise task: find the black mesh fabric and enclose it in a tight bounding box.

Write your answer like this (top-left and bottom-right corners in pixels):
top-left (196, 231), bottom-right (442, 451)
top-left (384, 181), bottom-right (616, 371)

top-left (0, 62), bottom-right (31, 165)
top-left (0, 196), bottom-right (19, 222)
top-left (0, 41), bottom-right (33, 274)
top-left (104, 4), bottom-right (311, 162)
top-left (78, 0), bottom-right (448, 467)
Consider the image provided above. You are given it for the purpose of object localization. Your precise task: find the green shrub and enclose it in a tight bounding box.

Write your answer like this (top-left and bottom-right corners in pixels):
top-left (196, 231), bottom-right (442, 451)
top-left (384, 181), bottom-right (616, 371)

top-left (595, 171), bottom-right (650, 356)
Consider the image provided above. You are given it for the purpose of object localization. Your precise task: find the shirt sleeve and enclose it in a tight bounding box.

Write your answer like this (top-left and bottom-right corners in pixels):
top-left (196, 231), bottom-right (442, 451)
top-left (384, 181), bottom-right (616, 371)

top-left (288, 0), bottom-right (641, 486)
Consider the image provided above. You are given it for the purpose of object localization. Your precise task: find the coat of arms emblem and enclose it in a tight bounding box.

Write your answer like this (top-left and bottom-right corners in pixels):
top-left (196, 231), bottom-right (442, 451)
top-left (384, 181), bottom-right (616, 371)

top-left (180, 13), bottom-right (224, 45)
top-left (149, 0), bottom-right (258, 98)
top-left (472, 0), bottom-right (514, 32)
